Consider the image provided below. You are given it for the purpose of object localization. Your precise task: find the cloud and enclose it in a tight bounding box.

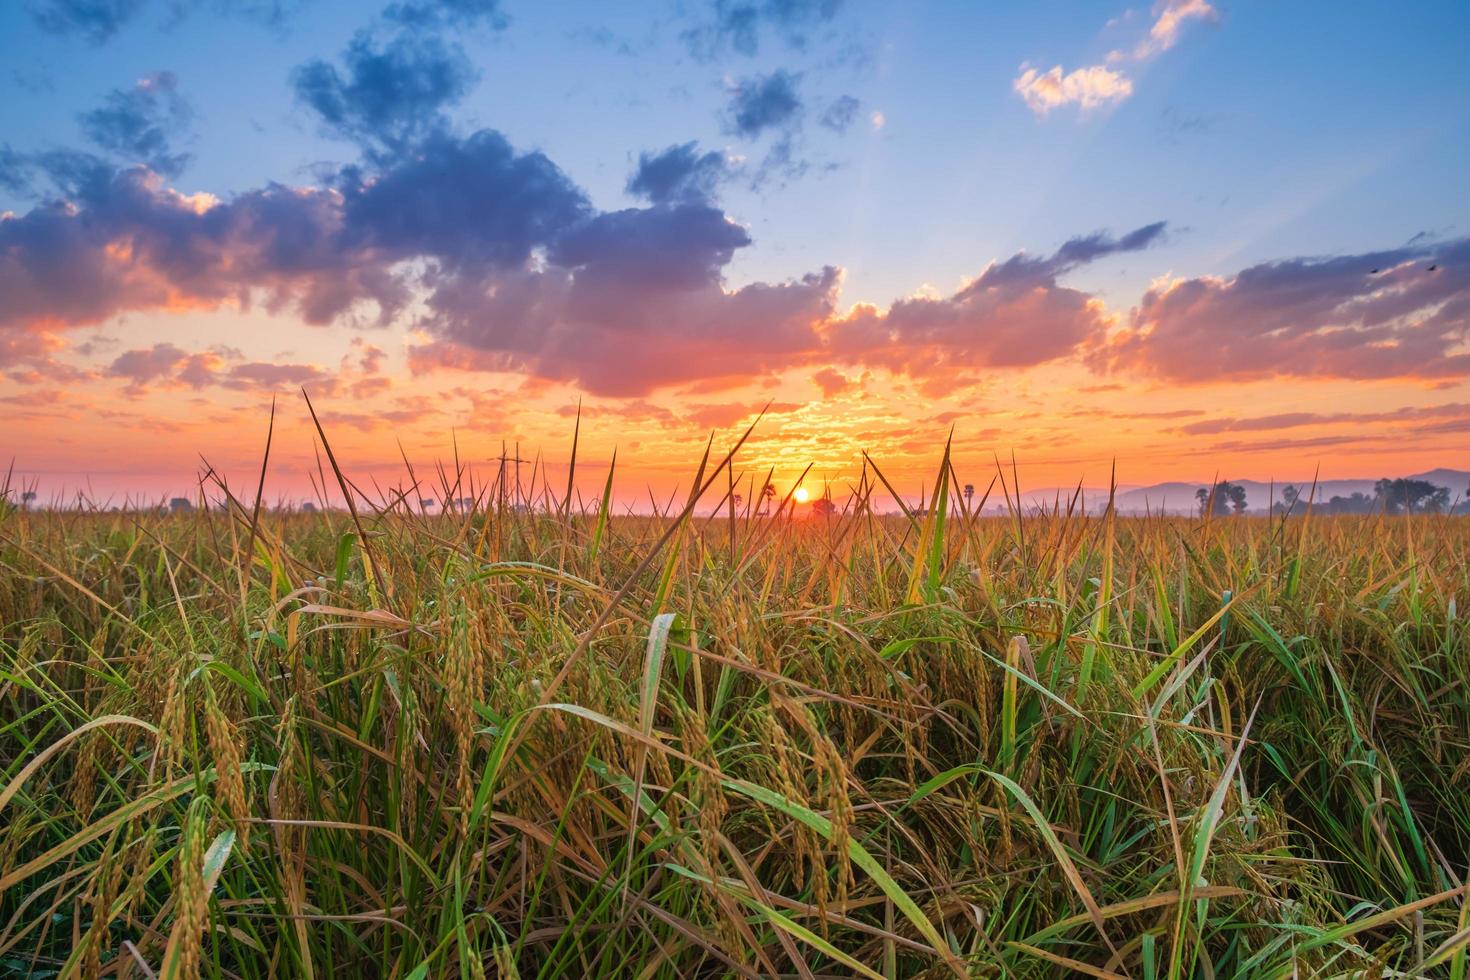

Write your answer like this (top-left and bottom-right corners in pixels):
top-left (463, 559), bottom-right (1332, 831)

top-left (548, 205), bottom-right (752, 297)
top-left (78, 71), bottom-right (193, 176)
top-left (0, 145), bottom-right (30, 194)
top-left (107, 342), bottom-right (203, 389)
top-left (3, 131), bottom-right (1173, 398)
top-left (1015, 0), bottom-right (1214, 117)
top-left (4, 79), bottom-right (1198, 404)
top-left (1125, 0), bottom-right (1216, 61)
top-left (0, 165), bottom-right (407, 332)
top-left (106, 341), bottom-right (338, 393)
top-left (810, 367), bottom-right (854, 398)
top-left (2, 330), bottom-right (69, 369)
top-left (293, 30), bottom-right (476, 158)
top-left (339, 129), bottom-right (591, 272)
top-left (683, 0), bottom-right (843, 58)
top-left (2, 330), bottom-right (96, 385)
top-left (727, 70), bottom-right (803, 138)
top-left (818, 95), bottom-right (860, 133)
top-left (351, 337), bottom-right (386, 374)
top-left (1176, 404), bottom-right (1470, 436)
top-left (1094, 238), bottom-right (1470, 383)
top-left (414, 222), bottom-right (842, 395)
top-left (2, 121), bottom-right (839, 397)
top-left (384, 0), bottom-right (506, 30)
top-left (626, 142), bottom-right (732, 205)
top-left (1013, 64), bottom-right (1133, 115)
top-left (0, 127), bottom-right (587, 337)
top-left (26, 0), bottom-right (147, 43)
top-left (26, 0), bottom-right (309, 44)
top-left (826, 223), bottom-right (1166, 376)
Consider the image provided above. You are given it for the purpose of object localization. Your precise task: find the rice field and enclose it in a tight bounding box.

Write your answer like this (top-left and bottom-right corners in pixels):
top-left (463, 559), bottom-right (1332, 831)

top-left (2, 435), bottom-right (1468, 978)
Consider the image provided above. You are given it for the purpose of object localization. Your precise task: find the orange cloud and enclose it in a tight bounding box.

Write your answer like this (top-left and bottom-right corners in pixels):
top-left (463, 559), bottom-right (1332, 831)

top-left (1012, 64), bottom-right (1133, 115)
top-left (1125, 0), bottom-right (1217, 61)
top-left (1094, 240), bottom-right (1470, 383)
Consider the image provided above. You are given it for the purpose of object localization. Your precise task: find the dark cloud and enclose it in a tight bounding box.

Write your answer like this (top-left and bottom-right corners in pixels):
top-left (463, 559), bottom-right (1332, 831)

top-left (987, 221), bottom-right (1167, 283)
top-left (684, 0), bottom-right (844, 58)
top-left (412, 264), bottom-right (840, 396)
top-left (826, 223), bottom-right (1167, 376)
top-left (26, 0), bottom-right (306, 43)
top-left (412, 195), bottom-right (839, 395)
top-left (727, 71), bottom-right (803, 139)
top-left (0, 146), bottom-right (31, 194)
top-left (1096, 237), bottom-right (1470, 382)
top-left (818, 94), bottom-right (860, 133)
top-left (24, 149), bottom-right (119, 199)
top-left (1, 122), bottom-right (840, 396)
top-left (78, 71), bottom-right (193, 176)
top-left (0, 127), bottom-right (588, 337)
top-left (339, 129), bottom-right (591, 272)
top-left (26, 0), bottom-right (146, 43)
top-left (293, 31), bottom-right (476, 158)
top-left (548, 205), bottom-right (751, 298)
top-left (384, 0), bottom-right (506, 30)
top-left (5, 140), bottom-right (1179, 395)
top-left (0, 165), bottom-right (406, 333)
top-left (627, 142), bottom-right (731, 205)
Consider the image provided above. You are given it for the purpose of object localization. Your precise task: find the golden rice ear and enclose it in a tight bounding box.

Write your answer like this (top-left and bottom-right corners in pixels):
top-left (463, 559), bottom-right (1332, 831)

top-left (203, 680), bottom-right (250, 847)
top-left (161, 797), bottom-right (211, 980)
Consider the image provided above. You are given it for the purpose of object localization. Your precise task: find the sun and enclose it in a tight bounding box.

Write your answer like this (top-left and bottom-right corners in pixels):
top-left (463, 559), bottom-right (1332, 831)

top-left (793, 487), bottom-right (809, 504)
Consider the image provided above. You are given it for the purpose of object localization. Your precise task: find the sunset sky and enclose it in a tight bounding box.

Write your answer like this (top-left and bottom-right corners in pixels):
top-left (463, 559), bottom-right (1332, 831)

top-left (3, 0), bottom-right (1469, 506)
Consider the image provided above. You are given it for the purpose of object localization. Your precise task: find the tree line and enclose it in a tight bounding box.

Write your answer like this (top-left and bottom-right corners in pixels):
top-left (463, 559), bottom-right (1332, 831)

top-left (1197, 478), bottom-right (1465, 516)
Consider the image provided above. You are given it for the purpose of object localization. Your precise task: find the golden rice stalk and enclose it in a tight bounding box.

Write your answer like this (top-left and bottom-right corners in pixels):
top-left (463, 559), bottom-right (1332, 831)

top-left (814, 733), bottom-right (855, 908)
top-left (157, 663), bottom-right (190, 773)
top-left (445, 602), bottom-right (481, 837)
top-left (168, 800), bottom-right (210, 980)
top-left (204, 681), bottom-right (250, 847)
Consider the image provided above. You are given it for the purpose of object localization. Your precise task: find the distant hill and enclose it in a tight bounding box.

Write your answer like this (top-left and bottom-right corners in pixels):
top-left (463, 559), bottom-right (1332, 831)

top-left (1003, 469), bottom-right (1470, 515)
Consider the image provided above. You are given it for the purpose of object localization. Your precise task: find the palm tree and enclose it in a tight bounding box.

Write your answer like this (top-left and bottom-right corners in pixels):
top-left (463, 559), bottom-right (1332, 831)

top-left (759, 481), bottom-right (776, 517)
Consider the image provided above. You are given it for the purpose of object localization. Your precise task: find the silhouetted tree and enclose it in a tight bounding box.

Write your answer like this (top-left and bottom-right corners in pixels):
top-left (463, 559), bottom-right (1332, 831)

top-left (1374, 478), bottom-right (1447, 514)
top-left (21, 490), bottom-right (36, 510)
top-left (759, 481), bottom-right (776, 516)
top-left (1197, 481), bottom-right (1247, 516)
top-left (1320, 492), bottom-right (1375, 515)
top-left (1271, 484), bottom-right (1302, 516)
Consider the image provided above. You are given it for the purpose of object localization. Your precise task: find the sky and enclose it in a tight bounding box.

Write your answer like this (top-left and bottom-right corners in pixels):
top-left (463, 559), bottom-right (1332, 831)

top-left (3, 0), bottom-right (1469, 507)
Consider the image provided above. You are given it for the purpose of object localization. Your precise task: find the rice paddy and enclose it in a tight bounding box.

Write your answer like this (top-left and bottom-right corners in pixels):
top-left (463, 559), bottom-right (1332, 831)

top-left (2, 430), bottom-right (1468, 977)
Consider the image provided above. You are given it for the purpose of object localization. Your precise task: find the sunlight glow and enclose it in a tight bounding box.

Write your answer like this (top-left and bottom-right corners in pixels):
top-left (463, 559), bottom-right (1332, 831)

top-left (794, 487), bottom-right (810, 503)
